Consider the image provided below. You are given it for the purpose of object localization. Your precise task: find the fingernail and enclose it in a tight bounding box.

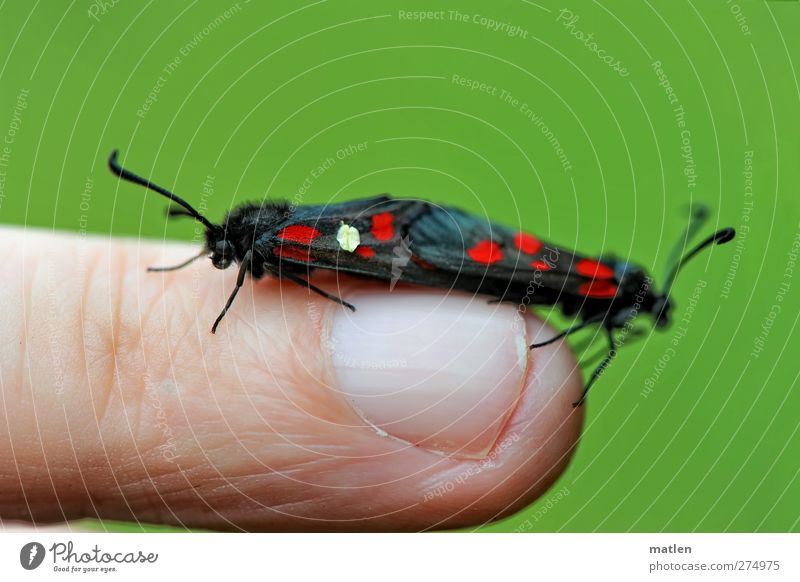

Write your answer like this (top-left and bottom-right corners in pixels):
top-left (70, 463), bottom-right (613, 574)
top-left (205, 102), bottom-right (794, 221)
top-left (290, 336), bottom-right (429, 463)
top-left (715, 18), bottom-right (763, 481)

top-left (329, 289), bottom-right (528, 459)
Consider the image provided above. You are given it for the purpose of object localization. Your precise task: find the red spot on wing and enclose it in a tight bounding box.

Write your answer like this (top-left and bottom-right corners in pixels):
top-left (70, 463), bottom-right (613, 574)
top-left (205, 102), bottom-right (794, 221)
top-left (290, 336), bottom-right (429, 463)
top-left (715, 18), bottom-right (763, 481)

top-left (468, 240), bottom-right (503, 264)
top-left (276, 225), bottom-right (322, 245)
top-left (274, 245), bottom-right (312, 262)
top-left (513, 232), bottom-right (543, 254)
top-left (371, 212), bottom-right (394, 241)
top-left (411, 255), bottom-right (436, 270)
top-left (579, 280), bottom-right (618, 298)
top-left (355, 246), bottom-right (375, 258)
top-left (530, 260), bottom-right (552, 271)
top-left (575, 259), bottom-right (615, 279)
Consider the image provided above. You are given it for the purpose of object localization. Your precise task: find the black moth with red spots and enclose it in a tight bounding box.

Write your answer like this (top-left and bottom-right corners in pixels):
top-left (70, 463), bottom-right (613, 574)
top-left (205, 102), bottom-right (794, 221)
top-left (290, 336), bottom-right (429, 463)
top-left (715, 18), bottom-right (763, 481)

top-left (109, 151), bottom-right (735, 405)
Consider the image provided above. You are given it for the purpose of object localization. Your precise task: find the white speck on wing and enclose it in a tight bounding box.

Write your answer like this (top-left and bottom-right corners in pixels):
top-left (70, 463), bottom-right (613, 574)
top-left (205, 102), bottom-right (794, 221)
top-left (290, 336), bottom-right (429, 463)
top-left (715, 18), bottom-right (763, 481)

top-left (337, 222), bottom-right (361, 252)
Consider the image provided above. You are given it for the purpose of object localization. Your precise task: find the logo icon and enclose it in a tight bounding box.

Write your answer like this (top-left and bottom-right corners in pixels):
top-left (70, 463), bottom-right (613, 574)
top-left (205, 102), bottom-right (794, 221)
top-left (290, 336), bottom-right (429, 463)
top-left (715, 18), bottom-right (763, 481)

top-left (20, 542), bottom-right (45, 570)
top-left (389, 235), bottom-right (414, 291)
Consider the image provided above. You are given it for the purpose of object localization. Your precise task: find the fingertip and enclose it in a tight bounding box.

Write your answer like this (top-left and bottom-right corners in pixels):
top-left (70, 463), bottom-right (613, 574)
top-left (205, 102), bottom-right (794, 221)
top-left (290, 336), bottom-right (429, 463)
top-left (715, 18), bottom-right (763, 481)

top-left (317, 287), bottom-right (583, 529)
top-left (420, 316), bottom-right (583, 529)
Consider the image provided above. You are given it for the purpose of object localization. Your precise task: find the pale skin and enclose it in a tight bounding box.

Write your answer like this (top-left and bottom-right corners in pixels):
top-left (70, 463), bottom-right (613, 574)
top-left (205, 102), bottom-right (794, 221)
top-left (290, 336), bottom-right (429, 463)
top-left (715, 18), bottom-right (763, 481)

top-left (0, 228), bottom-right (583, 531)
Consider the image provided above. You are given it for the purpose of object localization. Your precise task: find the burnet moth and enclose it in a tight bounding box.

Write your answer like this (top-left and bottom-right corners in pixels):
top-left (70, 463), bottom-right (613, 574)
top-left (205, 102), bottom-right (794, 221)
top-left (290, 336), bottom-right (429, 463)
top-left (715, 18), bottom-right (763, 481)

top-left (109, 150), bottom-right (735, 405)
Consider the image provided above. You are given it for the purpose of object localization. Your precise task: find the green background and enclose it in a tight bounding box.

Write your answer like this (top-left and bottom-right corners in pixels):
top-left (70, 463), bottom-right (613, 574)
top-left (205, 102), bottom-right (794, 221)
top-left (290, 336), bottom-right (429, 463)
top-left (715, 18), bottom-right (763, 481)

top-left (1, 0), bottom-right (798, 532)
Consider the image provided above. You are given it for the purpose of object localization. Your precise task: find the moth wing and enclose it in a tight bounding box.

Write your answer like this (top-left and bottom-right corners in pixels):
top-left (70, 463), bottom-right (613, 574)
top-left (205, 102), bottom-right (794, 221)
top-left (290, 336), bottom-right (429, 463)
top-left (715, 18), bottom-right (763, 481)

top-left (270, 198), bottom-right (620, 301)
top-left (407, 206), bottom-right (620, 299)
top-left (269, 196), bottom-right (431, 279)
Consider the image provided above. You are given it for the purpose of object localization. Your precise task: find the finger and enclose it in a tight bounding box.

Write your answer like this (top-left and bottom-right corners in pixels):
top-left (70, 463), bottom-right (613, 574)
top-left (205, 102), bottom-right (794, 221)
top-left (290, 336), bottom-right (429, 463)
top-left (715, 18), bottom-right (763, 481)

top-left (0, 228), bottom-right (583, 531)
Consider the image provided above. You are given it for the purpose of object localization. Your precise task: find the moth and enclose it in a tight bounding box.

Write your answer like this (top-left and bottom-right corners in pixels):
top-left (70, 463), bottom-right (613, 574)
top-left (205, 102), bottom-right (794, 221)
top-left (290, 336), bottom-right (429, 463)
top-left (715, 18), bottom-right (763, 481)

top-left (109, 150), bottom-right (734, 404)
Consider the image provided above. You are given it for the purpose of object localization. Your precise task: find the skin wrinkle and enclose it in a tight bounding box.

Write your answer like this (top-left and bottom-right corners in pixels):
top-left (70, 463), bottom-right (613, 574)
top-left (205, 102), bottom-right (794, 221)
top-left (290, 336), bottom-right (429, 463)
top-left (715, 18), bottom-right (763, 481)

top-left (115, 466), bottom-right (194, 502)
top-left (22, 250), bottom-right (72, 524)
top-left (78, 246), bottom-right (151, 527)
top-left (81, 246), bottom-right (122, 431)
top-left (77, 236), bottom-right (103, 409)
top-left (105, 440), bottom-right (199, 523)
top-left (196, 477), bottom-right (322, 508)
top-left (22, 250), bottom-right (45, 409)
top-left (86, 240), bottom-right (175, 525)
top-left (171, 477), bottom-right (416, 527)
top-left (104, 476), bottom-right (186, 523)
top-left (130, 289), bottom-right (284, 534)
top-left (114, 259), bottom-right (215, 503)
top-left (112, 455), bottom-right (195, 526)
top-left (123, 262), bottom-right (177, 449)
top-left (105, 243), bottom-right (132, 427)
top-left (243, 281), bottom-right (358, 434)
top-left (168, 372), bottom-right (412, 528)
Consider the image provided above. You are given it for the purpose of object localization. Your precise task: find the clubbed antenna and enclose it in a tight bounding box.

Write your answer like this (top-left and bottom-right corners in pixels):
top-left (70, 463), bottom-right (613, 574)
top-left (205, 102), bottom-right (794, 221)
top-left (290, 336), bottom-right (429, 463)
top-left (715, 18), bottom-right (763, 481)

top-left (662, 227), bottom-right (736, 299)
top-left (108, 150), bottom-right (217, 231)
top-left (662, 204), bottom-right (710, 280)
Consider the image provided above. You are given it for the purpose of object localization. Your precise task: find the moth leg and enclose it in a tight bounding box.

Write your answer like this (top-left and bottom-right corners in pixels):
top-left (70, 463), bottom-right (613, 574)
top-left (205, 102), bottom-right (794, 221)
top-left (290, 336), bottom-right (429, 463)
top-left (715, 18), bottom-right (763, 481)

top-left (576, 327), bottom-right (645, 368)
top-left (147, 250), bottom-right (206, 272)
top-left (529, 312), bottom-right (605, 349)
top-left (573, 326), bottom-right (618, 407)
top-left (211, 250), bottom-right (252, 334)
top-left (279, 271), bottom-right (356, 312)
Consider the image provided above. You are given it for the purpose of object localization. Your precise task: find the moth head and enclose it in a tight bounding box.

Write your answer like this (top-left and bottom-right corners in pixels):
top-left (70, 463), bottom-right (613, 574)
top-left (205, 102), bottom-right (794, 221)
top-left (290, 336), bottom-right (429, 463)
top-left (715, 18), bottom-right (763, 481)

top-left (651, 295), bottom-right (672, 328)
top-left (107, 150), bottom-right (242, 269)
top-left (205, 228), bottom-right (236, 270)
top-left (211, 239), bottom-right (235, 269)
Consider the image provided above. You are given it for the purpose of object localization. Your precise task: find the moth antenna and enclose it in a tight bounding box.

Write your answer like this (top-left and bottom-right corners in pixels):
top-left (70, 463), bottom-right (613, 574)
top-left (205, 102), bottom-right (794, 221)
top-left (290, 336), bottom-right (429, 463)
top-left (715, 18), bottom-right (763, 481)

top-left (167, 206), bottom-right (196, 219)
top-left (108, 150), bottom-right (217, 231)
top-left (661, 203), bottom-right (710, 283)
top-left (662, 227), bottom-right (736, 299)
